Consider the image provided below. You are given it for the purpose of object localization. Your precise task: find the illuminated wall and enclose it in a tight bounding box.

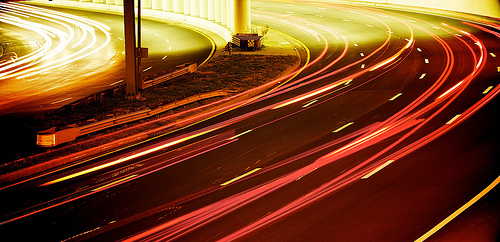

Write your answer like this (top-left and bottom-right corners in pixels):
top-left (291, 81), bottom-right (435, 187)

top-left (358, 0), bottom-right (500, 18)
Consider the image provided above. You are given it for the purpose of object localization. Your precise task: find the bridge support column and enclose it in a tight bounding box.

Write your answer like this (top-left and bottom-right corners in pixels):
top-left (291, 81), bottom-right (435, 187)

top-left (123, 0), bottom-right (138, 95)
top-left (227, 0), bottom-right (233, 30)
top-left (152, 0), bottom-right (162, 9)
top-left (200, 0), bottom-right (208, 19)
top-left (184, 0), bottom-right (191, 15)
top-left (174, 0), bottom-right (183, 13)
top-left (215, 0), bottom-right (221, 22)
top-left (233, 0), bottom-right (250, 34)
top-left (163, 0), bottom-right (173, 11)
top-left (190, 0), bottom-right (199, 16)
top-left (142, 0), bottom-right (152, 9)
top-left (208, 0), bottom-right (215, 20)
top-left (221, 0), bottom-right (227, 25)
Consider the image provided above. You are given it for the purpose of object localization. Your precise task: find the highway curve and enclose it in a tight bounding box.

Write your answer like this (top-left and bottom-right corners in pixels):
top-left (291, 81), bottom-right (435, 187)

top-left (0, 1), bottom-right (499, 241)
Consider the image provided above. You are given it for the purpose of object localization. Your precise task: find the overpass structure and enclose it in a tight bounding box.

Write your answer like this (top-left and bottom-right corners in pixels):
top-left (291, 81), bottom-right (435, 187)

top-left (44, 0), bottom-right (500, 38)
top-left (61, 0), bottom-right (252, 34)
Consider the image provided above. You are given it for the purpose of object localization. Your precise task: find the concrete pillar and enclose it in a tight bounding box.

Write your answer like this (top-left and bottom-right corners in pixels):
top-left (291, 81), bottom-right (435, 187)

top-left (208, 0), bottom-right (215, 20)
top-left (215, 0), bottom-right (221, 22)
top-left (190, 0), bottom-right (199, 16)
top-left (142, 0), bottom-right (152, 9)
top-left (173, 0), bottom-right (183, 13)
top-left (227, 0), bottom-right (233, 31)
top-left (184, 0), bottom-right (191, 15)
top-left (200, 0), bottom-right (208, 18)
top-left (221, 0), bottom-right (227, 25)
top-left (152, 0), bottom-right (162, 9)
top-left (123, 0), bottom-right (138, 95)
top-left (163, 0), bottom-right (174, 11)
top-left (233, 0), bottom-right (250, 33)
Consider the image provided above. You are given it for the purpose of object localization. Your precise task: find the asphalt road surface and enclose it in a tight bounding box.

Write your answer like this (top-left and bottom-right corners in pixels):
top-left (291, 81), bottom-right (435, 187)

top-left (0, 1), bottom-right (499, 241)
top-left (0, 2), bottom-right (216, 115)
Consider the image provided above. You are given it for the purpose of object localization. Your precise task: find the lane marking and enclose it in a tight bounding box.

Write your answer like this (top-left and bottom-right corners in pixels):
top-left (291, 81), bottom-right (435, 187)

top-left (425, 59), bottom-right (429, 64)
top-left (361, 160), bottom-right (394, 179)
top-left (417, 48), bottom-right (422, 52)
top-left (110, 80), bottom-right (123, 86)
top-left (389, 93), bottom-right (402, 101)
top-left (333, 122), bottom-right (354, 133)
top-left (490, 53), bottom-right (496, 57)
top-left (483, 86), bottom-right (493, 94)
top-left (51, 97), bottom-right (72, 105)
top-left (446, 114), bottom-right (461, 125)
top-left (302, 100), bottom-right (318, 108)
top-left (92, 175), bottom-right (137, 192)
top-left (415, 175), bottom-right (500, 242)
top-left (143, 66), bottom-right (152, 72)
top-left (360, 53), bottom-right (365, 57)
top-left (361, 64), bottom-right (365, 69)
top-left (221, 168), bottom-right (261, 186)
top-left (419, 73), bottom-right (426, 79)
top-left (228, 129), bottom-right (253, 140)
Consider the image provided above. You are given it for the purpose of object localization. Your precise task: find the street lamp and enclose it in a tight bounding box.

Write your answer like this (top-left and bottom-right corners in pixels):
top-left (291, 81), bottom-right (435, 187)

top-left (123, 0), bottom-right (147, 97)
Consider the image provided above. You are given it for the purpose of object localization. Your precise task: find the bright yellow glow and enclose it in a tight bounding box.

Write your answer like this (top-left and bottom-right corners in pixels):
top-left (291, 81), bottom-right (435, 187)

top-left (0, 3), bottom-right (112, 81)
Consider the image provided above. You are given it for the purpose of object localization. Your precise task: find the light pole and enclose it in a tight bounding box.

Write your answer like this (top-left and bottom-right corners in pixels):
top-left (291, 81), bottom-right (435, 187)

top-left (123, 0), bottom-right (146, 97)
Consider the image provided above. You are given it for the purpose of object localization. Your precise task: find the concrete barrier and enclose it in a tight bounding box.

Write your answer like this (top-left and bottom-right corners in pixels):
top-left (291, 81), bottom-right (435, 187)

top-left (36, 89), bottom-right (234, 147)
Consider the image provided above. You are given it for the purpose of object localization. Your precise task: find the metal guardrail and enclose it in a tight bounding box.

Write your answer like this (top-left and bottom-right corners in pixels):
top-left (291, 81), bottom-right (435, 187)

top-left (37, 90), bottom-right (235, 147)
top-left (143, 63), bottom-right (197, 89)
